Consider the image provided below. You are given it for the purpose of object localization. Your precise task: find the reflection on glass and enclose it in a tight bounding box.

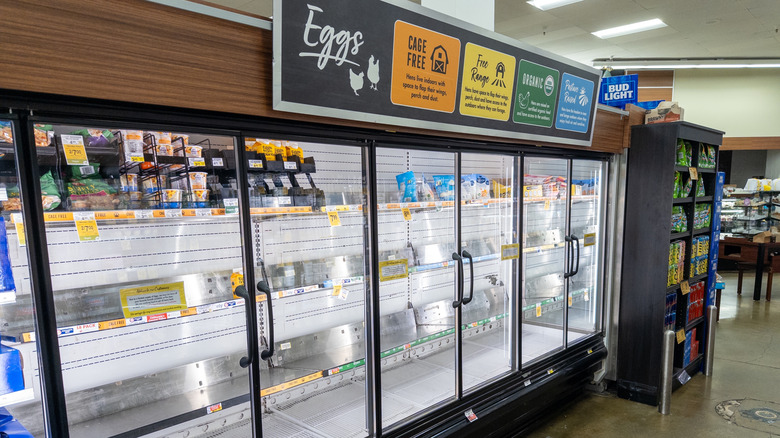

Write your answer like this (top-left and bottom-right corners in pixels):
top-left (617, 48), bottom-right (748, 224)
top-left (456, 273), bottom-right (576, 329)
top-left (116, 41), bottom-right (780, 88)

top-left (0, 120), bottom-right (45, 436)
top-left (377, 148), bottom-right (456, 428)
top-left (567, 160), bottom-right (604, 343)
top-left (460, 153), bottom-right (516, 392)
top-left (522, 157), bottom-right (568, 364)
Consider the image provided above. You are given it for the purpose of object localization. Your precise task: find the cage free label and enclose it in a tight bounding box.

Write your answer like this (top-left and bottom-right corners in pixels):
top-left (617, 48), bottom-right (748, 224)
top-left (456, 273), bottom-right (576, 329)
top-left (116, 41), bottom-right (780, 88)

top-left (513, 60), bottom-right (559, 128)
top-left (459, 43), bottom-right (516, 121)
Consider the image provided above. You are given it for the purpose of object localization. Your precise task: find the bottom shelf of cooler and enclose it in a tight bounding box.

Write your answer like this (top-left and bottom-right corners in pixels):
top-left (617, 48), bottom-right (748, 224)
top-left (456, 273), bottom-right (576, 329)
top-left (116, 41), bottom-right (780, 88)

top-left (672, 355), bottom-right (703, 390)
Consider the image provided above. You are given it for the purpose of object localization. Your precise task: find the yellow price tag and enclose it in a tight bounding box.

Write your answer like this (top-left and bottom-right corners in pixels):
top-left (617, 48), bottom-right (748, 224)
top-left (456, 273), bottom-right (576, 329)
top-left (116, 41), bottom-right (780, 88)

top-left (327, 211), bottom-right (341, 227)
top-left (568, 296), bottom-right (573, 307)
top-left (11, 213), bottom-right (25, 247)
top-left (535, 302), bottom-right (542, 317)
top-left (681, 281), bottom-right (690, 295)
top-left (74, 212), bottom-right (99, 241)
top-left (61, 134), bottom-right (89, 166)
top-left (544, 200), bottom-right (550, 210)
top-left (230, 271), bottom-right (244, 296)
top-left (332, 284), bottom-right (343, 297)
top-left (689, 167), bottom-right (698, 181)
top-left (130, 156), bottom-right (145, 162)
top-left (676, 329), bottom-right (686, 344)
top-left (402, 207), bottom-right (412, 221)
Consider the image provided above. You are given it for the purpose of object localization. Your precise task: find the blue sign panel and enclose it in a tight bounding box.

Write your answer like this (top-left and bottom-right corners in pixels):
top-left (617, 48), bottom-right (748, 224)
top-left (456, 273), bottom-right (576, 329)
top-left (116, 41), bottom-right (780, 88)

top-left (598, 74), bottom-right (638, 109)
top-left (555, 73), bottom-right (595, 133)
top-left (707, 171), bottom-right (726, 307)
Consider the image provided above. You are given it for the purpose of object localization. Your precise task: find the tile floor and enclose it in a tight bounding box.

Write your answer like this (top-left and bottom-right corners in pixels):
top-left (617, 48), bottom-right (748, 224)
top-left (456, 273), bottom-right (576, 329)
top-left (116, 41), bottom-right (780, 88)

top-left (529, 272), bottom-right (780, 438)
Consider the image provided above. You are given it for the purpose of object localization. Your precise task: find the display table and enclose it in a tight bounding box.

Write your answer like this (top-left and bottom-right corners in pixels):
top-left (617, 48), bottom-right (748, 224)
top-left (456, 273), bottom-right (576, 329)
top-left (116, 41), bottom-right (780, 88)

top-left (719, 237), bottom-right (780, 300)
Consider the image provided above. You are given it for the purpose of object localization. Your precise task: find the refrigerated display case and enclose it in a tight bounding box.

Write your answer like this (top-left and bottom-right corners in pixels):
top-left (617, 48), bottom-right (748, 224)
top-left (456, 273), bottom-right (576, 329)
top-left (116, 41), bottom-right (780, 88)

top-left (0, 100), bottom-right (612, 437)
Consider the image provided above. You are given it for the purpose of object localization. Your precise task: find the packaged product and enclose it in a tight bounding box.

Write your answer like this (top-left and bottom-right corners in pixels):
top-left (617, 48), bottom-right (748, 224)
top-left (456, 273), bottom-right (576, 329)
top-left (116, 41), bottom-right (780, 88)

top-left (142, 175), bottom-right (168, 193)
top-left (433, 175), bottom-right (455, 201)
top-left (272, 141), bottom-right (286, 159)
top-left (698, 143), bottom-right (716, 169)
top-left (695, 178), bottom-right (705, 197)
top-left (66, 164), bottom-right (118, 210)
top-left (162, 189), bottom-right (182, 208)
top-left (461, 174), bottom-right (490, 201)
top-left (418, 174), bottom-right (436, 202)
top-left (40, 171), bottom-right (61, 211)
top-left (151, 132), bottom-right (173, 156)
top-left (172, 134), bottom-right (189, 157)
top-left (34, 124), bottom-right (54, 147)
top-left (491, 179), bottom-right (512, 198)
top-left (69, 129), bottom-right (114, 148)
top-left (189, 172), bottom-right (208, 190)
top-left (0, 218), bottom-right (16, 293)
top-left (523, 185), bottom-right (543, 198)
top-left (676, 140), bottom-right (689, 166)
top-left (0, 121), bottom-right (13, 144)
top-left (121, 130), bottom-right (145, 162)
top-left (262, 141), bottom-right (277, 161)
top-left (682, 177), bottom-right (693, 198)
top-left (673, 172), bottom-right (682, 198)
top-left (396, 171), bottom-right (417, 202)
top-left (120, 173), bottom-right (139, 192)
top-left (185, 145), bottom-right (203, 158)
top-left (191, 189), bottom-right (210, 208)
top-left (461, 175), bottom-right (475, 201)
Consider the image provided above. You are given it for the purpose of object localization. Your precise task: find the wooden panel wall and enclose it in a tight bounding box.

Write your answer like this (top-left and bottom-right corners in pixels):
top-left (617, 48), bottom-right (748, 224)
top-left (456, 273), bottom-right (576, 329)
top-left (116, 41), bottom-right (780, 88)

top-left (722, 137), bottom-right (780, 150)
top-left (0, 0), bottom-right (632, 153)
top-left (629, 70), bottom-right (674, 103)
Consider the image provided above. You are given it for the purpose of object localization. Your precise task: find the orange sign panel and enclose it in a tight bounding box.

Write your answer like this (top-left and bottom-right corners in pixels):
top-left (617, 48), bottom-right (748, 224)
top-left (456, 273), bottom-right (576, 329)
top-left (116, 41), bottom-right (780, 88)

top-left (391, 21), bottom-right (461, 113)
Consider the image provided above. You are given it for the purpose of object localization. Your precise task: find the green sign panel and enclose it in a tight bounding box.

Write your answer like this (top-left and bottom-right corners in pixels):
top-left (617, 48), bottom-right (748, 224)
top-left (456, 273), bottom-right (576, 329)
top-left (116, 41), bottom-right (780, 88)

top-left (513, 60), bottom-right (560, 128)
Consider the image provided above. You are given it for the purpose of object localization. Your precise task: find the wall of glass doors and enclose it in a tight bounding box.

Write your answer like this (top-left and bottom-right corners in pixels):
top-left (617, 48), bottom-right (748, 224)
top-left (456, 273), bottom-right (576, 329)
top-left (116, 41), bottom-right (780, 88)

top-left (0, 114), bottom-right (608, 437)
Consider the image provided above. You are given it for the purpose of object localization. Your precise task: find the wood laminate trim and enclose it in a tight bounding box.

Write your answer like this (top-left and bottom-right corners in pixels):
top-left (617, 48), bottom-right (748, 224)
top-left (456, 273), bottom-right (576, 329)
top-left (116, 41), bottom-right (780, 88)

top-left (722, 137), bottom-right (780, 150)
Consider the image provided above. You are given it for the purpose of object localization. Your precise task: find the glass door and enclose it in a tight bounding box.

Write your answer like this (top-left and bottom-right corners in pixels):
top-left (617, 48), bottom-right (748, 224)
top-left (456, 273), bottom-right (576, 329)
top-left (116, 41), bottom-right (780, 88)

top-left (521, 157), bottom-right (570, 364)
top-left (27, 121), bottom-right (255, 437)
top-left (376, 147), bottom-right (457, 428)
top-left (243, 137), bottom-right (369, 438)
top-left (459, 153), bottom-right (517, 391)
top-left (567, 159), bottom-right (607, 345)
top-left (0, 117), bottom-right (47, 436)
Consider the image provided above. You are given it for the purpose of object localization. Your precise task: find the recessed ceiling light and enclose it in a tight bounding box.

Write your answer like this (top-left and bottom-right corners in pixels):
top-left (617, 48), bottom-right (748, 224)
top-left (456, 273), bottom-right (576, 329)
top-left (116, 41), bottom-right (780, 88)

top-left (592, 18), bottom-right (667, 39)
top-left (527, 0), bottom-right (584, 11)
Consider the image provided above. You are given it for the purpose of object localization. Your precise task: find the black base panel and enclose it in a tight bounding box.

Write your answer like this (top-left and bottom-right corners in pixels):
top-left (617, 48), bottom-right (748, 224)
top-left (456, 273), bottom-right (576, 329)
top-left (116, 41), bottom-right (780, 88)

top-left (616, 380), bottom-right (658, 406)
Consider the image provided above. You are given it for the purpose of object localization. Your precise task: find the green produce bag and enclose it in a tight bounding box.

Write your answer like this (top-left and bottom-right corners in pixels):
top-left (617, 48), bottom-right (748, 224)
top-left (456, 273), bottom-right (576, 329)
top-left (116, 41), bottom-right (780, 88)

top-left (40, 171), bottom-right (61, 211)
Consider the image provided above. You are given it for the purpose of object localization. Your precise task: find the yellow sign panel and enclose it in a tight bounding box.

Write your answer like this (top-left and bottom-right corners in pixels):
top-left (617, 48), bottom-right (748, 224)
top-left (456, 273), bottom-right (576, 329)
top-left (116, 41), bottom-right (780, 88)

top-left (500, 243), bottom-right (520, 260)
top-left (676, 329), bottom-right (686, 344)
top-left (583, 233), bottom-right (596, 247)
top-left (391, 21), bottom-right (461, 113)
top-left (379, 259), bottom-right (409, 282)
top-left (61, 134), bottom-right (89, 166)
top-left (98, 319), bottom-right (127, 331)
top-left (327, 211), bottom-right (341, 227)
top-left (120, 281), bottom-right (187, 318)
top-left (74, 213), bottom-right (100, 242)
top-left (459, 43), bottom-right (516, 121)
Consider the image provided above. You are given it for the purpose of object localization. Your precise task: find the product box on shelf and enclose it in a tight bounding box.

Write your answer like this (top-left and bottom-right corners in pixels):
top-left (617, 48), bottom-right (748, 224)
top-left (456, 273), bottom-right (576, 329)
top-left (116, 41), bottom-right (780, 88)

top-left (645, 101), bottom-right (684, 124)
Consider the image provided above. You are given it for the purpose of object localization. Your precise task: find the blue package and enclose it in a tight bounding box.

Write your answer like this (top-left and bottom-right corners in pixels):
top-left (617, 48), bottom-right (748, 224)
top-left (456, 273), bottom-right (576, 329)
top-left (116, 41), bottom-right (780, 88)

top-left (0, 218), bottom-right (15, 293)
top-left (432, 175), bottom-right (455, 201)
top-left (396, 171), bottom-right (417, 202)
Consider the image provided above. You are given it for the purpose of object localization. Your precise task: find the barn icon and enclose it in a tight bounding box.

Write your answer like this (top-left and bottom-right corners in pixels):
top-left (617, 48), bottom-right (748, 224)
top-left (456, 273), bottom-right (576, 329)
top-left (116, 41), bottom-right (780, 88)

top-left (431, 45), bottom-right (449, 74)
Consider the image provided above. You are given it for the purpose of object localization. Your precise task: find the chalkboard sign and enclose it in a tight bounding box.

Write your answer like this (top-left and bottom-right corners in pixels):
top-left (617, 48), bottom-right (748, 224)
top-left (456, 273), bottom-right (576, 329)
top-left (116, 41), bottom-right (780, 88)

top-left (273, 0), bottom-right (601, 146)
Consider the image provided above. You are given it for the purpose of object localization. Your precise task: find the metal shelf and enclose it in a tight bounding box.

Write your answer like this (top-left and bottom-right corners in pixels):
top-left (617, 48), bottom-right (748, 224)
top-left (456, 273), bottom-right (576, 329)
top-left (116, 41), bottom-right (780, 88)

top-left (685, 316), bottom-right (705, 332)
top-left (673, 197), bottom-right (692, 205)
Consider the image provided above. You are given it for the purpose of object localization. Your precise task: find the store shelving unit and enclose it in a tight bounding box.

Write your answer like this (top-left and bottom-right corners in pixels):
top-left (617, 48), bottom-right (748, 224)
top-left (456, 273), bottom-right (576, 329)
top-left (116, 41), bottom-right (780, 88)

top-left (617, 121), bottom-right (722, 405)
top-left (720, 190), bottom-right (775, 238)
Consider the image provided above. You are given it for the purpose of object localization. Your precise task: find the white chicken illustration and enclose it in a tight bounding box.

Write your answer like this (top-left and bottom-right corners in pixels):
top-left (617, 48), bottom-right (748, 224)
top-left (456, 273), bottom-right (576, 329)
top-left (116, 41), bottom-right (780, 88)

top-left (367, 55), bottom-right (380, 90)
top-left (349, 69), bottom-right (364, 96)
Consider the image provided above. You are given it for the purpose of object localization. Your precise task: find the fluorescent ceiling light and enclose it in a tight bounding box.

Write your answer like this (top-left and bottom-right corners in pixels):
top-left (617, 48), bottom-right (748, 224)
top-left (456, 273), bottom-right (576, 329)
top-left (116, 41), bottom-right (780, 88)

top-left (592, 19), bottom-right (666, 39)
top-left (527, 0), bottom-right (583, 11)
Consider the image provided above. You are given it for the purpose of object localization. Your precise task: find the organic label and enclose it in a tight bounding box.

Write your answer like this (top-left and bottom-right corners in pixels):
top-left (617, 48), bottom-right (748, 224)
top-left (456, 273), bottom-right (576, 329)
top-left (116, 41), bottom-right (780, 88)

top-left (120, 281), bottom-right (187, 318)
top-left (74, 212), bottom-right (99, 241)
top-left (513, 60), bottom-right (560, 128)
top-left (328, 210), bottom-right (341, 227)
top-left (402, 207), bottom-right (412, 221)
top-left (61, 134), bottom-right (89, 166)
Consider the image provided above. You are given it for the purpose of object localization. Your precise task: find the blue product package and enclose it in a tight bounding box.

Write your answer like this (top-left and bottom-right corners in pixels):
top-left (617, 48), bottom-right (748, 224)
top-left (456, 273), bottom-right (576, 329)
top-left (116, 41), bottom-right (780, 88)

top-left (0, 218), bottom-right (15, 293)
top-left (396, 171), bottom-right (417, 202)
top-left (432, 175), bottom-right (455, 201)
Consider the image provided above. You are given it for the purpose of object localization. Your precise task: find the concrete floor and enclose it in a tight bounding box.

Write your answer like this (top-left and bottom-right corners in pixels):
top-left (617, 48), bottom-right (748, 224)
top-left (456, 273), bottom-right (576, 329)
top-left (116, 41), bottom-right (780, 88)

top-left (529, 272), bottom-right (780, 438)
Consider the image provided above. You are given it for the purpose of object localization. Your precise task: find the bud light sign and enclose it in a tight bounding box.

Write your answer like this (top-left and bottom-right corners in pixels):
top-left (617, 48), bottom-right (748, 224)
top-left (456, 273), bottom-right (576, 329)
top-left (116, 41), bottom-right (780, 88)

top-left (598, 74), bottom-right (638, 109)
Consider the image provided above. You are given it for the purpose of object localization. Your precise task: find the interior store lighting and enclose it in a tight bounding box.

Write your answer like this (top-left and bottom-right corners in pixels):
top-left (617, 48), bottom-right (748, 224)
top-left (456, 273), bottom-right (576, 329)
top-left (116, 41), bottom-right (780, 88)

top-left (592, 18), bottom-right (666, 38)
top-left (593, 58), bottom-right (780, 70)
top-left (527, 0), bottom-right (583, 11)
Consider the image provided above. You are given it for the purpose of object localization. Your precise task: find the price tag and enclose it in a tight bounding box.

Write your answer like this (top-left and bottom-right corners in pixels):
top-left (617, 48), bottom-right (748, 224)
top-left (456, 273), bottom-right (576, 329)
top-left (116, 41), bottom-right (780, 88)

top-left (135, 210), bottom-right (153, 219)
top-left (535, 302), bottom-right (542, 317)
top-left (188, 157), bottom-right (206, 167)
top-left (332, 284), bottom-right (343, 297)
top-left (278, 196), bottom-right (292, 206)
top-left (224, 198), bottom-right (239, 215)
top-left (681, 281), bottom-right (690, 295)
top-left (74, 212), bottom-right (99, 241)
top-left (283, 161), bottom-right (297, 170)
top-left (568, 296), bottom-right (573, 307)
top-left (328, 211), bottom-right (341, 227)
top-left (248, 160), bottom-right (264, 169)
top-left (130, 156), bottom-right (145, 162)
top-left (676, 329), bottom-right (686, 344)
top-left (164, 209), bottom-right (182, 218)
top-left (544, 200), bottom-right (550, 210)
top-left (464, 409), bottom-right (478, 423)
top-left (196, 209), bottom-right (212, 217)
top-left (11, 213), bottom-right (25, 246)
top-left (402, 207), bottom-right (412, 221)
top-left (584, 291), bottom-right (590, 302)
top-left (0, 187), bottom-right (7, 202)
top-left (61, 134), bottom-right (89, 166)
top-left (689, 167), bottom-right (698, 180)
top-left (212, 157), bottom-right (224, 167)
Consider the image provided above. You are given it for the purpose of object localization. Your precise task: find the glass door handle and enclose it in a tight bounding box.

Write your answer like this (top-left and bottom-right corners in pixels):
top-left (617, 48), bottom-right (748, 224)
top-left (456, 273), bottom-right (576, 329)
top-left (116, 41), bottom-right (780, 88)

top-left (461, 250), bottom-right (474, 305)
top-left (571, 235), bottom-right (580, 277)
top-left (234, 285), bottom-right (257, 368)
top-left (257, 280), bottom-right (275, 361)
top-left (564, 236), bottom-right (574, 279)
top-left (452, 252), bottom-right (464, 308)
